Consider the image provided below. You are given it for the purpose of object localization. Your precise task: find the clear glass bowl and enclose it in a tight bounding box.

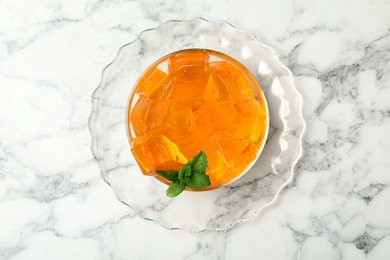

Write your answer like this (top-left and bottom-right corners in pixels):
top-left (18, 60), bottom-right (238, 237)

top-left (89, 18), bottom-right (305, 233)
top-left (127, 48), bottom-right (270, 190)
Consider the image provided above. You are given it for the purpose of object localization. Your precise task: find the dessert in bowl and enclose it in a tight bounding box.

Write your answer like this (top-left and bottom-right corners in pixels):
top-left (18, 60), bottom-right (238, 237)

top-left (127, 49), bottom-right (269, 192)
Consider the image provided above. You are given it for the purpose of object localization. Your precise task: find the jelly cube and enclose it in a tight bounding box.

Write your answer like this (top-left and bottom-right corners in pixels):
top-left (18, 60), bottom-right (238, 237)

top-left (131, 135), bottom-right (187, 174)
top-left (136, 67), bottom-right (171, 100)
top-left (204, 73), bottom-right (230, 102)
top-left (130, 98), bottom-right (150, 136)
top-left (209, 61), bottom-right (255, 97)
top-left (168, 50), bottom-right (210, 77)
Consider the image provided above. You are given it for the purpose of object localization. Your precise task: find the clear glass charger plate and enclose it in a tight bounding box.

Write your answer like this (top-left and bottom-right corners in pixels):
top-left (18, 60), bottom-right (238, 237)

top-left (89, 18), bottom-right (305, 233)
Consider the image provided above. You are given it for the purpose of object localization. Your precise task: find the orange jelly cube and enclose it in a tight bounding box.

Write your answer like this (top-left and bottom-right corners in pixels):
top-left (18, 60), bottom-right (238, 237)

top-left (136, 67), bottom-right (171, 100)
top-left (131, 135), bottom-right (187, 174)
top-left (209, 61), bottom-right (255, 98)
top-left (127, 49), bottom-right (268, 189)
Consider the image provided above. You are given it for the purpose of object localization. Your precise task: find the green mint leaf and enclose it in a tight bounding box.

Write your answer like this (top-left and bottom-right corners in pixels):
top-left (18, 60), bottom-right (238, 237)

top-left (178, 164), bottom-right (192, 183)
top-left (166, 181), bottom-right (186, 198)
top-left (188, 151), bottom-right (207, 174)
top-left (155, 151), bottom-right (210, 198)
top-left (184, 171), bottom-right (211, 189)
top-left (155, 170), bottom-right (179, 182)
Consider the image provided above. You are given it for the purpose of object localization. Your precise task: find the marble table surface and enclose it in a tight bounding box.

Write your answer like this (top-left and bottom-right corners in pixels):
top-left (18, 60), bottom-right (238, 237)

top-left (1, 0), bottom-right (390, 259)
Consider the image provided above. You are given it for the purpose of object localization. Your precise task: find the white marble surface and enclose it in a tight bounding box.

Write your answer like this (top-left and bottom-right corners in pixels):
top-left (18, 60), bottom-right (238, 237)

top-left (1, 0), bottom-right (389, 259)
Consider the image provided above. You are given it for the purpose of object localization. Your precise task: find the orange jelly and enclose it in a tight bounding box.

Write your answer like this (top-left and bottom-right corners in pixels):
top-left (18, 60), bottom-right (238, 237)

top-left (127, 49), bottom-right (268, 189)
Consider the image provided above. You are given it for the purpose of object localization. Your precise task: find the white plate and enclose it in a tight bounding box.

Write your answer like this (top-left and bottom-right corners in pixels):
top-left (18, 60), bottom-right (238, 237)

top-left (89, 18), bottom-right (305, 233)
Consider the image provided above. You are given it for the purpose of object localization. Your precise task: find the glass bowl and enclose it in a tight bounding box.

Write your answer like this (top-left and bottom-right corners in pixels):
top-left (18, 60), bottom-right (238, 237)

top-left (89, 18), bottom-right (305, 233)
top-left (126, 48), bottom-right (269, 190)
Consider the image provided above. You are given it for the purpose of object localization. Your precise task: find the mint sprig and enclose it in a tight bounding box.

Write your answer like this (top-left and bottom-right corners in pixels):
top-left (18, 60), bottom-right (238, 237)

top-left (155, 151), bottom-right (211, 198)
